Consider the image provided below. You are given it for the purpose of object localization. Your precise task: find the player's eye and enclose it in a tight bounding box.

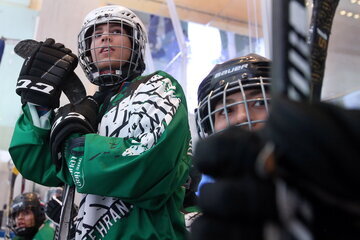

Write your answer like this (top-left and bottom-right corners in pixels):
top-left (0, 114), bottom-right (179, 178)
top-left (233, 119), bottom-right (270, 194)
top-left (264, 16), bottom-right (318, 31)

top-left (253, 99), bottom-right (270, 107)
top-left (109, 27), bottom-right (124, 35)
top-left (254, 99), bottom-right (265, 107)
top-left (218, 106), bottom-right (234, 116)
top-left (93, 32), bottom-right (102, 38)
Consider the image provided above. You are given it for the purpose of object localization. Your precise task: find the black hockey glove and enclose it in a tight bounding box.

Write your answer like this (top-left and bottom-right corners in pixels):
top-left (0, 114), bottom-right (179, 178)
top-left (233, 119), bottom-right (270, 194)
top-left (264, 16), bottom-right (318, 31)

top-left (266, 98), bottom-right (360, 239)
top-left (194, 126), bottom-right (267, 178)
top-left (45, 195), bottom-right (62, 225)
top-left (50, 96), bottom-right (99, 170)
top-left (16, 38), bottom-right (78, 108)
top-left (265, 97), bottom-right (360, 202)
top-left (191, 175), bottom-right (277, 240)
top-left (191, 126), bottom-right (277, 240)
top-left (46, 195), bottom-right (78, 226)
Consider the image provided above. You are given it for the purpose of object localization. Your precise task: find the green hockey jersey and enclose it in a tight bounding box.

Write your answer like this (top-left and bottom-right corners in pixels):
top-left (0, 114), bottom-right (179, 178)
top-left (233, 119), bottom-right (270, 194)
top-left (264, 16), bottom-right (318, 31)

top-left (9, 71), bottom-right (192, 240)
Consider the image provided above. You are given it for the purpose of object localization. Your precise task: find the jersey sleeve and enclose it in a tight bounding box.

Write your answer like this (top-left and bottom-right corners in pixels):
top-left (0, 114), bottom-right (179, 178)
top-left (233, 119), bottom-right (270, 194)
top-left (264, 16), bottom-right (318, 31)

top-left (8, 103), bottom-right (72, 186)
top-left (64, 71), bottom-right (192, 210)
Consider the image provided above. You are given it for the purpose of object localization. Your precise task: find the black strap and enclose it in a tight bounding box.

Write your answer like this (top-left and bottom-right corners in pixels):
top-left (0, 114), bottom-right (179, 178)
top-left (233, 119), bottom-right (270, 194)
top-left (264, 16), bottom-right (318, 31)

top-left (93, 85), bottom-right (121, 124)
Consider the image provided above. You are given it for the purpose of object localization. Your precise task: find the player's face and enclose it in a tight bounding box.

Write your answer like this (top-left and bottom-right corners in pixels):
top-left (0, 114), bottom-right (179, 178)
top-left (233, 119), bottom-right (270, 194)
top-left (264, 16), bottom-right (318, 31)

top-left (15, 209), bottom-right (35, 228)
top-left (213, 89), bottom-right (269, 131)
top-left (90, 23), bottom-right (132, 70)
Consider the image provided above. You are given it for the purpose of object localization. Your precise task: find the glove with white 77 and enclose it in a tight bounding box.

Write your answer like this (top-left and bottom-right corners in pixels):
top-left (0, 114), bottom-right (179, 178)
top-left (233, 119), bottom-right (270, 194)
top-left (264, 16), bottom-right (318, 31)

top-left (50, 97), bottom-right (99, 170)
top-left (16, 38), bottom-right (78, 108)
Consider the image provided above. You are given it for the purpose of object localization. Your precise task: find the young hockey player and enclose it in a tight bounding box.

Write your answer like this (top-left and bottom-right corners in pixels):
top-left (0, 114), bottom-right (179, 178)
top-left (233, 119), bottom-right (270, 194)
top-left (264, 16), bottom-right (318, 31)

top-left (194, 53), bottom-right (271, 188)
top-left (191, 60), bottom-right (360, 239)
top-left (9, 5), bottom-right (191, 240)
top-left (10, 192), bottom-right (55, 240)
top-left (188, 53), bottom-right (271, 234)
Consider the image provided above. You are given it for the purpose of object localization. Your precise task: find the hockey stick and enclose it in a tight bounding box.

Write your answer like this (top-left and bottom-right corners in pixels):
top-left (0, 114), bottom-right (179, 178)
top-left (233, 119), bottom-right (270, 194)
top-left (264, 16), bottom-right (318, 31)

top-left (270, 2), bottom-right (312, 238)
top-left (269, 0), bottom-right (339, 239)
top-left (14, 39), bottom-right (81, 240)
top-left (271, 0), bottom-right (311, 102)
top-left (272, 0), bottom-right (339, 102)
top-left (57, 185), bottom-right (75, 240)
top-left (308, 0), bottom-right (339, 102)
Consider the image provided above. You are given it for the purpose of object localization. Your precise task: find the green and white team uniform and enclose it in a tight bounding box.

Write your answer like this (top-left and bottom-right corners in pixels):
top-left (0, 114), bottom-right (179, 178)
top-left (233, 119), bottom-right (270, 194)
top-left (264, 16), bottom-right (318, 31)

top-left (9, 71), bottom-right (192, 240)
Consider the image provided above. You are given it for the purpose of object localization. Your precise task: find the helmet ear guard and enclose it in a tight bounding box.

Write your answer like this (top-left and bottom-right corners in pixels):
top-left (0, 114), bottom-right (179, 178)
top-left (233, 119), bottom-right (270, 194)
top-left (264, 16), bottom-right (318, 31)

top-left (195, 53), bottom-right (272, 138)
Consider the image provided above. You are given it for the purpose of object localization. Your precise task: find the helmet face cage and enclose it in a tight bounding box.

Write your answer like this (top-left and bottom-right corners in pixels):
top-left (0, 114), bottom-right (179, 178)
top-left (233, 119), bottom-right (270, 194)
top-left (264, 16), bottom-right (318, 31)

top-left (78, 6), bottom-right (147, 86)
top-left (10, 193), bottom-right (45, 236)
top-left (195, 76), bottom-right (271, 139)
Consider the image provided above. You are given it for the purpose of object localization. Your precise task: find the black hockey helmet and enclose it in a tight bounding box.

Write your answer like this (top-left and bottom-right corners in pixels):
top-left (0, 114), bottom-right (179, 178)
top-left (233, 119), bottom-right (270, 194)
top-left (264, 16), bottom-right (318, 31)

top-left (10, 192), bottom-right (46, 237)
top-left (195, 53), bottom-right (271, 138)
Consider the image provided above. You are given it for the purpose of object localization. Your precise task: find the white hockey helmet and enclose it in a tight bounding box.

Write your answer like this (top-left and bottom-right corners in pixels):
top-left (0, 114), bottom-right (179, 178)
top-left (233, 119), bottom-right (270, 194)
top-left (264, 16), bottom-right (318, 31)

top-left (78, 5), bottom-right (148, 86)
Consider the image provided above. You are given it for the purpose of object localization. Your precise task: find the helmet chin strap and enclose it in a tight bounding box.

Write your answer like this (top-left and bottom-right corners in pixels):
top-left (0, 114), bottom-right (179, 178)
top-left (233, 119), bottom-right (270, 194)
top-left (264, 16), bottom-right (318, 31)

top-left (99, 69), bottom-right (122, 75)
top-left (92, 69), bottom-right (125, 87)
top-left (14, 226), bottom-right (38, 238)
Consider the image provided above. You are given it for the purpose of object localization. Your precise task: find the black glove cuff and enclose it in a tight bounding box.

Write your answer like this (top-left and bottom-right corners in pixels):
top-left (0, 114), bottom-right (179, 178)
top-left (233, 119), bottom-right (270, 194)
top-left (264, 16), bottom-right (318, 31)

top-left (50, 97), bottom-right (99, 170)
top-left (16, 75), bottom-right (61, 108)
top-left (50, 114), bottom-right (95, 170)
